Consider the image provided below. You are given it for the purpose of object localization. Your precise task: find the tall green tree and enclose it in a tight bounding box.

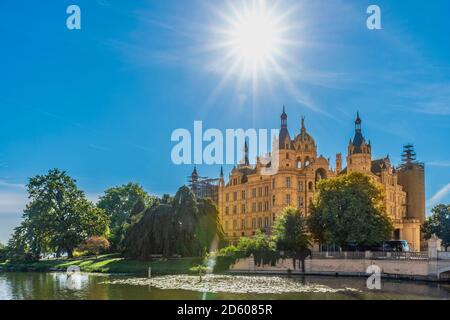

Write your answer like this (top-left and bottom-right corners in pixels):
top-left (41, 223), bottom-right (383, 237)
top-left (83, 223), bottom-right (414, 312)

top-left (0, 242), bottom-right (6, 262)
top-left (97, 183), bottom-right (155, 251)
top-left (9, 169), bottom-right (109, 259)
top-left (423, 204), bottom-right (450, 251)
top-left (308, 172), bottom-right (393, 249)
top-left (273, 207), bottom-right (311, 272)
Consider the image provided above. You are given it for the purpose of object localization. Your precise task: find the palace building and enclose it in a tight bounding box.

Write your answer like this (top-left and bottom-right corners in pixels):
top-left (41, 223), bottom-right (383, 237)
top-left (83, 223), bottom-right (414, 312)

top-left (192, 108), bottom-right (425, 251)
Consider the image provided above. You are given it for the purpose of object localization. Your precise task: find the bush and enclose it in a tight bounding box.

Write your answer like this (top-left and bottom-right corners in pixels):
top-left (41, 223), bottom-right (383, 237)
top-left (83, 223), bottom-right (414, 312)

top-left (78, 236), bottom-right (110, 258)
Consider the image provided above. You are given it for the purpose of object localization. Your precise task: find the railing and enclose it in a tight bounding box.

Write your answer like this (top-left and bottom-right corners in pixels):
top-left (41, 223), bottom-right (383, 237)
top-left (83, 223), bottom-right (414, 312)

top-left (311, 251), bottom-right (366, 260)
top-left (371, 251), bottom-right (429, 260)
top-left (438, 251), bottom-right (450, 260)
top-left (312, 251), bottom-right (429, 260)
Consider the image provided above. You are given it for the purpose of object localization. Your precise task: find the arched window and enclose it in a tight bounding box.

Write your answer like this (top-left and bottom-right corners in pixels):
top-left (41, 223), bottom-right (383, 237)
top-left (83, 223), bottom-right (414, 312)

top-left (304, 157), bottom-right (311, 167)
top-left (296, 158), bottom-right (302, 169)
top-left (308, 181), bottom-right (314, 192)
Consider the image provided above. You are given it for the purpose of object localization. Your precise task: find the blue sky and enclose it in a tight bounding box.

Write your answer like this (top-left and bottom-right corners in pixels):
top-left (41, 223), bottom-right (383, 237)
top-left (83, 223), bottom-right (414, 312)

top-left (1, 0), bottom-right (450, 242)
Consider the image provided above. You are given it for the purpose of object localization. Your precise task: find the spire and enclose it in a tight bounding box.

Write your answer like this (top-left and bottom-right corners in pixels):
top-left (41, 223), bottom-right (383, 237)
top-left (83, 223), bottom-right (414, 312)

top-left (191, 166), bottom-right (198, 184)
top-left (281, 105), bottom-right (287, 128)
top-left (355, 111), bottom-right (362, 133)
top-left (301, 116), bottom-right (306, 133)
top-left (220, 166), bottom-right (224, 178)
top-left (244, 140), bottom-right (250, 166)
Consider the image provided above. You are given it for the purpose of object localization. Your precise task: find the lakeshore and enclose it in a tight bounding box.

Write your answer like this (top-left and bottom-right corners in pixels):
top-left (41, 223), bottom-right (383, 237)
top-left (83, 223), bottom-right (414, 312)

top-left (0, 254), bottom-right (202, 275)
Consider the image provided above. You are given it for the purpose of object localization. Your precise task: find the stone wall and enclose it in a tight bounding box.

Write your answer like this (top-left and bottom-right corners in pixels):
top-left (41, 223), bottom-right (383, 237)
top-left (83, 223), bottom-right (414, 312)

top-left (230, 256), bottom-right (450, 281)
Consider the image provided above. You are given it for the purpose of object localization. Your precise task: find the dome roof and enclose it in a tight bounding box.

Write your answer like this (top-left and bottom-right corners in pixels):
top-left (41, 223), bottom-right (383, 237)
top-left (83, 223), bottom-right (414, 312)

top-left (294, 118), bottom-right (316, 147)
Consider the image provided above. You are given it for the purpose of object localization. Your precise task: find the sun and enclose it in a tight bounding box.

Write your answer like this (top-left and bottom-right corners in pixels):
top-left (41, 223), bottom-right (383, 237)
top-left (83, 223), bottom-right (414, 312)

top-left (209, 0), bottom-right (297, 94)
top-left (228, 7), bottom-right (281, 69)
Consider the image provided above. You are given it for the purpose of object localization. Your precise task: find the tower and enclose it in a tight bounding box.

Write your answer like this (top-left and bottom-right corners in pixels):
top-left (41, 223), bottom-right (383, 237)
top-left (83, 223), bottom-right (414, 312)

top-left (346, 112), bottom-right (372, 173)
top-left (278, 105), bottom-right (292, 150)
top-left (397, 144), bottom-right (426, 224)
top-left (336, 153), bottom-right (342, 174)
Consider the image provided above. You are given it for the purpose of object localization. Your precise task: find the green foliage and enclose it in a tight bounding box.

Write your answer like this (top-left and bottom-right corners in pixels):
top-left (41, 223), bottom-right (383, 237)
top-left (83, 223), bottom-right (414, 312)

top-left (422, 204), bottom-right (450, 250)
top-left (8, 169), bottom-right (109, 260)
top-left (0, 242), bottom-right (6, 262)
top-left (273, 207), bottom-right (311, 271)
top-left (97, 183), bottom-right (156, 251)
top-left (308, 172), bottom-right (393, 248)
top-left (124, 186), bottom-right (226, 260)
top-left (216, 231), bottom-right (280, 269)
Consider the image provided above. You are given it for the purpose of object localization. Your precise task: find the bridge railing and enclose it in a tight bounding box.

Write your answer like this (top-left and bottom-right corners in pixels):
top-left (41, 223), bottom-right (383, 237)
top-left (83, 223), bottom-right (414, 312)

top-left (438, 251), bottom-right (450, 260)
top-left (312, 251), bottom-right (429, 260)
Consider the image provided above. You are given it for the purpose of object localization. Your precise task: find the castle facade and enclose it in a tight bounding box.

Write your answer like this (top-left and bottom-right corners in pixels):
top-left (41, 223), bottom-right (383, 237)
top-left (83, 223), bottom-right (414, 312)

top-left (201, 108), bottom-right (425, 251)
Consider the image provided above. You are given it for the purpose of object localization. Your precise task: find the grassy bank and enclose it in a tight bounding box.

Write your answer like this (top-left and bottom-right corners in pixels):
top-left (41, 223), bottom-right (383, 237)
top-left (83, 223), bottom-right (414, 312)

top-left (0, 254), bottom-right (203, 275)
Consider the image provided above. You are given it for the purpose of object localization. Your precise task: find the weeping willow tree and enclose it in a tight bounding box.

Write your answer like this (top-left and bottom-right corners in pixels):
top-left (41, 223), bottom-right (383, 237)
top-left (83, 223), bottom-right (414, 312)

top-left (124, 186), bottom-right (226, 260)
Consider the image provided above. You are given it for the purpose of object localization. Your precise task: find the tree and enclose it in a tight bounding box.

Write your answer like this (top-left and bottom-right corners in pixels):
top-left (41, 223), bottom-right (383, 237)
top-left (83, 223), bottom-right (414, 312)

top-left (79, 236), bottom-right (110, 258)
top-left (97, 183), bottom-right (155, 251)
top-left (8, 169), bottom-right (109, 259)
top-left (0, 242), bottom-right (6, 262)
top-left (308, 172), bottom-right (393, 249)
top-left (233, 231), bottom-right (279, 266)
top-left (124, 186), bottom-right (226, 260)
top-left (273, 207), bottom-right (311, 272)
top-left (423, 204), bottom-right (450, 251)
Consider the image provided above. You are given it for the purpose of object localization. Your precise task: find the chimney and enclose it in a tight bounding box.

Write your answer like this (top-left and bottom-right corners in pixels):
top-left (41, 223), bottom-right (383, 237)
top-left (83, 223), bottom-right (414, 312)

top-left (336, 153), bottom-right (342, 174)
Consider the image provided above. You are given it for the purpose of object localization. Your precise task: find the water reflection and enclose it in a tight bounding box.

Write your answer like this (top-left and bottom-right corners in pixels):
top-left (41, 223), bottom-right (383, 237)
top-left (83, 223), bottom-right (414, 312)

top-left (0, 272), bottom-right (449, 300)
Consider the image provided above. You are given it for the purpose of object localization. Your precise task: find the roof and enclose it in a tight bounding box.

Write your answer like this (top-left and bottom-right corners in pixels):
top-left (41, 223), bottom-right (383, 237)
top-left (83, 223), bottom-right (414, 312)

top-left (371, 157), bottom-right (391, 174)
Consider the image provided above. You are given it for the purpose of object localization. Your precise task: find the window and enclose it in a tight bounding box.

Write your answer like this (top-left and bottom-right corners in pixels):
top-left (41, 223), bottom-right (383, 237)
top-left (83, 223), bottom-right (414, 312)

top-left (286, 177), bottom-right (291, 188)
top-left (252, 203), bottom-right (256, 212)
top-left (286, 152), bottom-right (289, 159)
top-left (241, 190), bottom-right (246, 200)
top-left (272, 179), bottom-right (276, 189)
top-left (241, 219), bottom-right (245, 230)
top-left (226, 193), bottom-right (229, 202)
top-left (273, 213), bottom-right (276, 222)
top-left (286, 194), bottom-right (291, 205)
top-left (258, 202), bottom-right (263, 212)
top-left (264, 186), bottom-right (269, 196)
top-left (252, 218), bottom-right (256, 229)
top-left (241, 204), bottom-right (246, 214)
top-left (308, 181), bottom-right (314, 192)
top-left (298, 181), bottom-right (303, 192)
top-left (297, 158), bottom-right (302, 169)
top-left (258, 217), bottom-right (263, 228)
top-left (233, 220), bottom-right (237, 230)
top-left (258, 187), bottom-right (263, 197)
top-left (233, 192), bottom-right (237, 201)
top-left (272, 195), bottom-right (276, 205)
top-left (252, 188), bottom-right (257, 198)
top-left (298, 197), bottom-right (304, 208)
top-left (233, 206), bottom-right (237, 215)
top-left (225, 207), bottom-right (229, 215)
top-left (304, 157), bottom-right (311, 167)
top-left (264, 217), bottom-right (270, 228)
top-left (264, 201), bottom-right (269, 212)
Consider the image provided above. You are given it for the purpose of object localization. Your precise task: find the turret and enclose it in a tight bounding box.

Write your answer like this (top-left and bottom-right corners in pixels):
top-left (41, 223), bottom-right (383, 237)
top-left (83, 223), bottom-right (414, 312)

top-left (278, 105), bottom-right (292, 150)
top-left (346, 112), bottom-right (372, 173)
top-left (397, 144), bottom-right (425, 224)
top-left (336, 153), bottom-right (342, 174)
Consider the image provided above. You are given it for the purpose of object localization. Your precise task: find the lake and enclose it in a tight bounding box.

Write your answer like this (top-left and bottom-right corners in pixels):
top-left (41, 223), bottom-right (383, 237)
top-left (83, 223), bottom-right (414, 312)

top-left (0, 272), bottom-right (449, 300)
